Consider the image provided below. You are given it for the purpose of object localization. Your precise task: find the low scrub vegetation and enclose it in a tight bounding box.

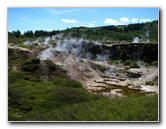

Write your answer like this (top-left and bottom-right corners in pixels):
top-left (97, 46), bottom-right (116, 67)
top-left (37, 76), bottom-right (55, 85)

top-left (8, 69), bottom-right (158, 121)
top-left (124, 60), bottom-right (140, 68)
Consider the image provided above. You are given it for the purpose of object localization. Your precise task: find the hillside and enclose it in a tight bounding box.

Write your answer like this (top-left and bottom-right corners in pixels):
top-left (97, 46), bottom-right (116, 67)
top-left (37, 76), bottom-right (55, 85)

top-left (9, 20), bottom-right (158, 44)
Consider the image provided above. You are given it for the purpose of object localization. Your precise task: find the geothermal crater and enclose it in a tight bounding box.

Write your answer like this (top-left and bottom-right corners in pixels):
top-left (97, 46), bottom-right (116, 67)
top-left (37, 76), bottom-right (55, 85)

top-left (12, 34), bottom-right (159, 98)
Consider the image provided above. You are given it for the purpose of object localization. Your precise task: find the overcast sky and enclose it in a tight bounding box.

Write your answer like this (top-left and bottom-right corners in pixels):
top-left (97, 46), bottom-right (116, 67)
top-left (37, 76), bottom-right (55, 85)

top-left (8, 8), bottom-right (158, 33)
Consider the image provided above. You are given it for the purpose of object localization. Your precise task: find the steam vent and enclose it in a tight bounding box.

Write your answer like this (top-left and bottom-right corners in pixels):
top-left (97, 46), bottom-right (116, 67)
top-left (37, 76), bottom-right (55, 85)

top-left (9, 34), bottom-right (158, 99)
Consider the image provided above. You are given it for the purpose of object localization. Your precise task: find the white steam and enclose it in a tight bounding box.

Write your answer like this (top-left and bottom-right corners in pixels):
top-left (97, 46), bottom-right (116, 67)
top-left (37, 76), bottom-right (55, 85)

top-left (132, 30), bottom-right (150, 43)
top-left (132, 37), bottom-right (139, 43)
top-left (23, 37), bottom-right (51, 47)
top-left (23, 33), bottom-right (109, 61)
top-left (37, 46), bottom-right (55, 60)
top-left (104, 65), bottom-right (116, 76)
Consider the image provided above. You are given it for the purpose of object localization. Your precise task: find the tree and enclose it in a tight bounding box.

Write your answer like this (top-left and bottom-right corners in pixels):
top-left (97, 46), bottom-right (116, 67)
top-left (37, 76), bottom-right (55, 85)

top-left (24, 30), bottom-right (34, 38)
top-left (12, 30), bottom-right (21, 38)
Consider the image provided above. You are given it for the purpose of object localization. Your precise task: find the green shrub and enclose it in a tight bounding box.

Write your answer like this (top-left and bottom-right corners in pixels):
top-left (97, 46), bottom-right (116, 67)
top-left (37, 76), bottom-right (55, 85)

top-left (53, 77), bottom-right (82, 88)
top-left (44, 60), bottom-right (57, 71)
top-left (51, 87), bottom-right (89, 104)
top-left (18, 44), bottom-right (30, 49)
top-left (131, 62), bottom-right (140, 68)
top-left (107, 59), bottom-right (122, 65)
top-left (146, 81), bottom-right (155, 85)
top-left (8, 69), bottom-right (158, 121)
top-left (151, 61), bottom-right (158, 66)
top-left (17, 94), bottom-right (158, 121)
top-left (8, 71), bottom-right (25, 84)
top-left (21, 58), bottom-right (40, 72)
top-left (144, 63), bottom-right (150, 67)
top-left (31, 58), bottom-right (40, 64)
top-left (23, 58), bottom-right (40, 65)
top-left (124, 60), bottom-right (133, 67)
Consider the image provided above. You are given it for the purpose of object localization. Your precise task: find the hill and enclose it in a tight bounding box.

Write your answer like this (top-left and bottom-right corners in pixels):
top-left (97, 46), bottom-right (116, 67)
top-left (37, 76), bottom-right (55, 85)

top-left (8, 20), bottom-right (158, 44)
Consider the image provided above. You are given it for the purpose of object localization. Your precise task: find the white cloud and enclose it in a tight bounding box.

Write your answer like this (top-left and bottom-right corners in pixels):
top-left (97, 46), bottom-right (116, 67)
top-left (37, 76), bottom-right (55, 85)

top-left (104, 18), bottom-right (117, 24)
top-left (61, 19), bottom-right (78, 23)
top-left (88, 20), bottom-right (96, 27)
top-left (78, 25), bottom-right (87, 27)
top-left (140, 19), bottom-right (151, 22)
top-left (132, 18), bottom-right (138, 22)
top-left (120, 17), bottom-right (130, 22)
top-left (89, 23), bottom-right (94, 27)
top-left (104, 18), bottom-right (121, 25)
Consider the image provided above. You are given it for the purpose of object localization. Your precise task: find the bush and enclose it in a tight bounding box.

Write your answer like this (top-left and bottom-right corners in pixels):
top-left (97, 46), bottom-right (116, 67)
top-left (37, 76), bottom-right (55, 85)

top-left (23, 58), bottom-right (40, 65)
top-left (124, 60), bottom-right (133, 67)
top-left (131, 62), bottom-right (140, 68)
top-left (107, 59), bottom-right (122, 65)
top-left (44, 60), bottom-right (57, 71)
top-left (31, 58), bottom-right (40, 64)
top-left (151, 61), bottom-right (158, 66)
top-left (146, 81), bottom-right (155, 85)
top-left (144, 63), bottom-right (150, 67)
top-left (21, 58), bottom-right (40, 72)
top-left (53, 77), bottom-right (82, 88)
top-left (51, 87), bottom-right (88, 104)
top-left (8, 71), bottom-right (25, 84)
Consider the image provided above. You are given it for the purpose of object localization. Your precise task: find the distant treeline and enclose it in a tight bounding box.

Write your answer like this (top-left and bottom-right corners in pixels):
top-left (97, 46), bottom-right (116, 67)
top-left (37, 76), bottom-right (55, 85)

top-left (11, 30), bottom-right (61, 38)
top-left (10, 20), bottom-right (158, 42)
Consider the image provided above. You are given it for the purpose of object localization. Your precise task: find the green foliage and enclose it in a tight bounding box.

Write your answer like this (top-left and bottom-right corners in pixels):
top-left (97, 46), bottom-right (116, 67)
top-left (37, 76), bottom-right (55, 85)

top-left (146, 81), bottom-right (155, 85)
top-left (8, 32), bottom-right (17, 43)
top-left (9, 20), bottom-right (158, 43)
top-left (21, 58), bottom-right (40, 72)
top-left (12, 30), bottom-right (21, 38)
top-left (8, 69), bottom-right (158, 121)
top-left (151, 61), bottom-right (158, 66)
top-left (124, 60), bottom-right (133, 67)
top-left (44, 60), bottom-right (57, 71)
top-left (107, 59), bottom-right (122, 65)
top-left (51, 87), bottom-right (89, 104)
top-left (18, 44), bottom-right (30, 49)
top-left (23, 30), bottom-right (34, 38)
top-left (8, 70), bottom-right (25, 84)
top-left (131, 62), bottom-right (140, 68)
top-left (52, 77), bottom-right (82, 88)
top-left (144, 63), bottom-right (150, 67)
top-left (124, 60), bottom-right (140, 68)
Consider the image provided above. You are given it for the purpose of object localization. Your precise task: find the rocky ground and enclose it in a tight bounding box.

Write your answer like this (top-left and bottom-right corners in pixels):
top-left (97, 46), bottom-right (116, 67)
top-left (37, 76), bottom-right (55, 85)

top-left (38, 50), bottom-right (158, 99)
top-left (9, 42), bottom-right (158, 99)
